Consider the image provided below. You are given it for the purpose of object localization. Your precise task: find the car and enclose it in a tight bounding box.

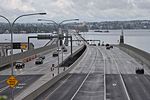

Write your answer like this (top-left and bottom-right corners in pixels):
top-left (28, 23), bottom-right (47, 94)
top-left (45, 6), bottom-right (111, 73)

top-left (135, 67), bottom-right (144, 74)
top-left (63, 48), bottom-right (67, 52)
top-left (110, 45), bottom-right (113, 48)
top-left (57, 48), bottom-right (61, 52)
top-left (15, 61), bottom-right (25, 69)
top-left (105, 44), bottom-right (110, 47)
top-left (53, 52), bottom-right (58, 57)
top-left (39, 55), bottom-right (45, 60)
top-left (35, 58), bottom-right (43, 64)
top-left (106, 46), bottom-right (110, 50)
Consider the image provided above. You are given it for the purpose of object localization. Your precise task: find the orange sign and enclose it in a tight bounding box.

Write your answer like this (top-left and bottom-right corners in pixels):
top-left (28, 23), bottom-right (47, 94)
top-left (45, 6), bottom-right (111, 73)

top-left (6, 76), bottom-right (18, 88)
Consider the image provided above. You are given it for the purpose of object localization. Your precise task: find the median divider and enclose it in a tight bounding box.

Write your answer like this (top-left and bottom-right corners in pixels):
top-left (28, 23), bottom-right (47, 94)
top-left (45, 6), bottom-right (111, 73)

top-left (15, 45), bottom-right (87, 100)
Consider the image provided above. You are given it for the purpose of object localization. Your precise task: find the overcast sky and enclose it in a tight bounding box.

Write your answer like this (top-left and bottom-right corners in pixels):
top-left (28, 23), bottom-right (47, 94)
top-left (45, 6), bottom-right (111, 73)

top-left (0, 0), bottom-right (150, 23)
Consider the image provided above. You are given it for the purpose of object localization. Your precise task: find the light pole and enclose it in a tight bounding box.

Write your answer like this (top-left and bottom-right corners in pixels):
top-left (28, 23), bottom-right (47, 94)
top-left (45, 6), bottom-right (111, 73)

top-left (0, 12), bottom-right (46, 100)
top-left (38, 18), bottom-right (79, 74)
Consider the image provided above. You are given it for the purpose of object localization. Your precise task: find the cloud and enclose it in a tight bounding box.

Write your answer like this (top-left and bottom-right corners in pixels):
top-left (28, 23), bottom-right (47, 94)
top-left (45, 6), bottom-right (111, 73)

top-left (0, 0), bottom-right (35, 12)
top-left (0, 0), bottom-right (150, 22)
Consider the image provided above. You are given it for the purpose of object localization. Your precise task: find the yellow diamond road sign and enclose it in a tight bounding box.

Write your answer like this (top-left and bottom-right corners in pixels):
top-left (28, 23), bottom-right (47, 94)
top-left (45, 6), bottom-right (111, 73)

top-left (21, 43), bottom-right (27, 50)
top-left (6, 76), bottom-right (18, 88)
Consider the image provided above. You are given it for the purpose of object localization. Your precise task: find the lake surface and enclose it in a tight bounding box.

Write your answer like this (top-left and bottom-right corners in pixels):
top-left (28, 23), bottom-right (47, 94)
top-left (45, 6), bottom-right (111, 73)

top-left (81, 29), bottom-right (150, 53)
top-left (0, 29), bottom-right (150, 53)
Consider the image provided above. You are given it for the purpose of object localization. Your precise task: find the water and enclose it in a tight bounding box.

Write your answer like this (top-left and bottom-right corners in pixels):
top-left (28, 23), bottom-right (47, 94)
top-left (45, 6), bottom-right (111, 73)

top-left (0, 30), bottom-right (150, 53)
top-left (0, 33), bottom-right (51, 54)
top-left (81, 29), bottom-right (150, 53)
top-left (0, 33), bottom-right (51, 48)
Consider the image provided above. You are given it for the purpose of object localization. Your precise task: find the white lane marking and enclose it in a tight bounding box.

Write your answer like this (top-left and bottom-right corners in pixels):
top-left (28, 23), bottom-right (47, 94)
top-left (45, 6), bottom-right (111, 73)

top-left (70, 47), bottom-right (98, 100)
top-left (0, 86), bottom-right (9, 92)
top-left (70, 70), bottom-right (91, 100)
top-left (45, 75), bottom-right (72, 100)
top-left (110, 51), bottom-right (131, 100)
top-left (103, 58), bottom-right (106, 100)
top-left (97, 47), bottom-right (106, 100)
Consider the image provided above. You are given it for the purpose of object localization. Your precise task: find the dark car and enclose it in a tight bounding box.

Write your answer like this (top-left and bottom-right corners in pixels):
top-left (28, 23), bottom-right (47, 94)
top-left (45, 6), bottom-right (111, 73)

top-left (105, 44), bottom-right (110, 47)
top-left (63, 48), bottom-right (67, 52)
top-left (52, 52), bottom-right (58, 57)
top-left (110, 45), bottom-right (113, 48)
top-left (39, 55), bottom-right (45, 60)
top-left (135, 67), bottom-right (144, 74)
top-left (35, 58), bottom-right (43, 64)
top-left (15, 61), bottom-right (25, 69)
top-left (106, 46), bottom-right (110, 50)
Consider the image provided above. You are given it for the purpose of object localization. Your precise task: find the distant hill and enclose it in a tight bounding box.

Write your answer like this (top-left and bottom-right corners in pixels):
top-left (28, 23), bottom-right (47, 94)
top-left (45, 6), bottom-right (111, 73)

top-left (0, 20), bottom-right (150, 33)
top-left (86, 20), bottom-right (150, 30)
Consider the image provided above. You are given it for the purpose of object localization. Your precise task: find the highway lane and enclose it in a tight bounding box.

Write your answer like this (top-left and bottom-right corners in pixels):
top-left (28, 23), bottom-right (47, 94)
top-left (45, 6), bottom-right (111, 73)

top-left (99, 46), bottom-right (130, 100)
top-left (0, 46), bottom-right (80, 75)
top-left (123, 74), bottom-right (150, 100)
top-left (35, 46), bottom-right (105, 100)
top-left (100, 46), bottom-right (150, 100)
top-left (35, 45), bottom-right (150, 100)
top-left (0, 46), bottom-right (81, 99)
top-left (110, 47), bottom-right (150, 100)
top-left (99, 46), bottom-right (150, 74)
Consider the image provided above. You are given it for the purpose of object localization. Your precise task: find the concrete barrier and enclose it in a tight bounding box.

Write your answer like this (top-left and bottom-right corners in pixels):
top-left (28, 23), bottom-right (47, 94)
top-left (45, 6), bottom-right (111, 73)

top-left (19, 45), bottom-right (87, 100)
top-left (0, 44), bottom-right (57, 69)
top-left (119, 44), bottom-right (150, 67)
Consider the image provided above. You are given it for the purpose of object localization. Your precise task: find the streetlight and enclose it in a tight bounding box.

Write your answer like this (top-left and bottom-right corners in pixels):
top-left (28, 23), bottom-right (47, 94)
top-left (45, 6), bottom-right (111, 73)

top-left (0, 12), bottom-right (46, 100)
top-left (38, 18), bottom-right (79, 74)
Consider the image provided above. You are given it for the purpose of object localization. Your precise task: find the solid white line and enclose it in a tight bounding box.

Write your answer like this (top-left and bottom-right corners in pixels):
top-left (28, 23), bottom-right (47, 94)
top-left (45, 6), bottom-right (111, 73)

top-left (0, 86), bottom-right (9, 92)
top-left (103, 58), bottom-right (106, 100)
top-left (70, 71), bottom-right (91, 100)
top-left (70, 47), bottom-right (97, 100)
top-left (45, 75), bottom-right (72, 100)
top-left (110, 50), bottom-right (131, 100)
top-left (98, 47), bottom-right (106, 100)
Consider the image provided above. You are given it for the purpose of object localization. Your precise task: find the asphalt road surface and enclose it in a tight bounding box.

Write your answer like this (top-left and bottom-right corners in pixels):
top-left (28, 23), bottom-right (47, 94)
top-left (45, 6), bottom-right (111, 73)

top-left (35, 46), bottom-right (104, 100)
top-left (100, 46), bottom-right (150, 100)
top-left (0, 75), bottom-right (42, 99)
top-left (0, 46), bottom-right (80, 99)
top-left (36, 45), bottom-right (150, 100)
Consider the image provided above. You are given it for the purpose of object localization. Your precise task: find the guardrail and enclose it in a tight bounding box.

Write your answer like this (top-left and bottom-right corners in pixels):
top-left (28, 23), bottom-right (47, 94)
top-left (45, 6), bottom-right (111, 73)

top-left (119, 44), bottom-right (150, 67)
top-left (18, 44), bottom-right (87, 100)
top-left (0, 44), bottom-right (57, 70)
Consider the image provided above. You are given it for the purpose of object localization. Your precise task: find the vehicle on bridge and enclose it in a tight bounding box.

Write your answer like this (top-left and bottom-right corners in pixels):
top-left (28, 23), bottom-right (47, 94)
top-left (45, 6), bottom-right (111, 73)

top-left (105, 43), bottom-right (110, 47)
top-left (39, 55), bottom-right (45, 60)
top-left (57, 48), bottom-right (61, 52)
top-left (61, 46), bottom-right (67, 52)
top-left (15, 61), bottom-right (25, 69)
top-left (135, 67), bottom-right (144, 74)
top-left (110, 45), bottom-right (113, 48)
top-left (35, 58), bottom-right (43, 64)
top-left (52, 51), bottom-right (58, 57)
top-left (63, 48), bottom-right (67, 52)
